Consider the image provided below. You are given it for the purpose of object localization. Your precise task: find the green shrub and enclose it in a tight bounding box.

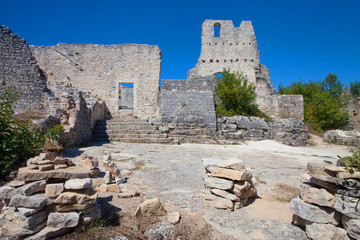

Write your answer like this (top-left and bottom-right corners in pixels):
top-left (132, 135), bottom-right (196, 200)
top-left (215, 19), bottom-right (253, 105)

top-left (0, 91), bottom-right (45, 178)
top-left (279, 73), bottom-right (348, 132)
top-left (45, 124), bottom-right (64, 142)
top-left (340, 149), bottom-right (360, 174)
top-left (214, 69), bottom-right (268, 119)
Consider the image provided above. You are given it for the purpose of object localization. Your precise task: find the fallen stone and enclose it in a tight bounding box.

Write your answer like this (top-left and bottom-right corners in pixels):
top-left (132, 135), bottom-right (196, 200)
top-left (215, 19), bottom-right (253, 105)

top-left (134, 198), bottom-right (167, 218)
top-left (203, 175), bottom-right (233, 190)
top-left (44, 151), bottom-right (60, 161)
top-left (299, 183), bottom-right (335, 207)
top-left (307, 163), bottom-right (332, 176)
top-left (115, 177), bottom-right (125, 184)
top-left (28, 164), bottom-right (39, 170)
top-left (55, 192), bottom-right (97, 205)
top-left (54, 164), bottom-right (68, 169)
top-left (305, 223), bottom-right (350, 240)
top-left (64, 178), bottom-right (92, 190)
top-left (95, 184), bottom-right (109, 192)
top-left (38, 164), bottom-right (54, 171)
top-left (237, 187), bottom-right (257, 199)
top-left (56, 203), bottom-right (93, 212)
top-left (310, 177), bottom-right (343, 192)
top-left (325, 165), bottom-right (346, 173)
top-left (336, 189), bottom-right (360, 198)
top-left (214, 158), bottom-right (246, 171)
top-left (210, 188), bottom-right (239, 201)
top-left (291, 214), bottom-right (311, 227)
top-left (0, 220), bottom-right (46, 238)
top-left (167, 212), bottom-right (181, 224)
top-left (104, 159), bottom-right (121, 177)
top-left (234, 181), bottom-right (252, 192)
top-left (1, 207), bottom-right (48, 230)
top-left (16, 166), bottom-right (91, 181)
top-left (289, 198), bottom-right (341, 225)
top-left (81, 208), bottom-right (101, 225)
top-left (110, 236), bottom-right (128, 240)
top-left (334, 194), bottom-right (360, 219)
top-left (36, 160), bottom-right (53, 165)
top-left (145, 222), bottom-right (176, 240)
top-left (105, 171), bottom-right (114, 184)
top-left (338, 171), bottom-right (360, 179)
top-left (81, 157), bottom-right (99, 168)
top-left (0, 186), bottom-right (16, 200)
top-left (206, 166), bottom-right (251, 181)
top-left (53, 156), bottom-right (67, 165)
top-left (342, 215), bottom-right (360, 239)
top-left (9, 194), bottom-right (50, 209)
top-left (17, 207), bottom-right (43, 217)
top-left (117, 188), bottom-right (139, 198)
top-left (47, 212), bottom-right (80, 228)
top-left (90, 168), bottom-right (101, 177)
top-left (24, 227), bottom-right (70, 240)
top-left (7, 180), bottom-right (26, 188)
top-left (16, 180), bottom-right (46, 196)
top-left (204, 194), bottom-right (234, 210)
top-left (311, 173), bottom-right (360, 189)
top-left (45, 183), bottom-right (64, 198)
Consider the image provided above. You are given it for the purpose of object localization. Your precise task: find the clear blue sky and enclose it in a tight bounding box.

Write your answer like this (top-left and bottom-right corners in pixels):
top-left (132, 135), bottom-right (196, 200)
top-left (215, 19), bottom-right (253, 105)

top-left (1, 0), bottom-right (359, 90)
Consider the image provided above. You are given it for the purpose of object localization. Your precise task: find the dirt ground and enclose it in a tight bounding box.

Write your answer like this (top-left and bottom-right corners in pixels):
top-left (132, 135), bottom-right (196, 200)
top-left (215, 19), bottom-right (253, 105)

top-left (58, 135), bottom-right (353, 240)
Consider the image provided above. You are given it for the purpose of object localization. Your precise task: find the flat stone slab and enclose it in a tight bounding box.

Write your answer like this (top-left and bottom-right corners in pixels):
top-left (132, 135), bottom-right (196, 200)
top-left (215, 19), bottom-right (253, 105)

top-left (16, 166), bottom-right (91, 181)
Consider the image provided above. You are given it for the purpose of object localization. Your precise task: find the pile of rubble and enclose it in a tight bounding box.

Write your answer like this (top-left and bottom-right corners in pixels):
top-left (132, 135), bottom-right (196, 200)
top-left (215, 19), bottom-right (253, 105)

top-left (290, 162), bottom-right (360, 240)
top-left (202, 158), bottom-right (257, 210)
top-left (0, 152), bottom-right (100, 239)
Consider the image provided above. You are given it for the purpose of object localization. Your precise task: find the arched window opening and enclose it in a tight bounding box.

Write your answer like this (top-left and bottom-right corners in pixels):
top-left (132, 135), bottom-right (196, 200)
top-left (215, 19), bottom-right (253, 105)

top-left (214, 23), bottom-right (221, 38)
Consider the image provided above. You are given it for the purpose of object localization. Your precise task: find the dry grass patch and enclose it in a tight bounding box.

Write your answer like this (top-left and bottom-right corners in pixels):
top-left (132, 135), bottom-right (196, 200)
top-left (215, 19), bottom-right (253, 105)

top-left (272, 183), bottom-right (299, 202)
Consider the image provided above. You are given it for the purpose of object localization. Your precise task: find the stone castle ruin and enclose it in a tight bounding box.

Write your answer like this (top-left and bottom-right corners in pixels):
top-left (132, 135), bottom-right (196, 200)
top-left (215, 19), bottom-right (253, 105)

top-left (0, 19), bottom-right (307, 146)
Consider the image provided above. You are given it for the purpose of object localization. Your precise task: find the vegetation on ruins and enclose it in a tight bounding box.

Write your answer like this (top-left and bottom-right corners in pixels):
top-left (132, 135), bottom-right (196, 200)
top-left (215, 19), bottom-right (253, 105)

top-left (339, 149), bottom-right (360, 174)
top-left (0, 91), bottom-right (44, 179)
top-left (214, 69), bottom-right (268, 119)
top-left (278, 73), bottom-right (349, 132)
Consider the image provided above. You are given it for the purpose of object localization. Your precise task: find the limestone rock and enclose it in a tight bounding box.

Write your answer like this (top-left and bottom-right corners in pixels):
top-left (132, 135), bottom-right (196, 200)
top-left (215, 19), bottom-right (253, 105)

top-left (289, 198), bottom-right (341, 225)
top-left (342, 215), bottom-right (360, 239)
top-left (9, 194), bottom-right (50, 209)
top-left (334, 194), bottom-right (360, 219)
top-left (24, 227), bottom-right (70, 240)
top-left (305, 223), bottom-right (350, 240)
top-left (115, 177), bottom-right (125, 184)
top-left (90, 168), bottom-right (101, 177)
top-left (0, 220), bottom-right (46, 238)
top-left (55, 192), bottom-right (98, 205)
top-left (16, 180), bottom-right (46, 196)
top-left (36, 160), bottom-right (53, 165)
top-left (167, 212), bottom-right (181, 224)
top-left (7, 180), bottom-right (25, 188)
top-left (117, 188), bottom-right (139, 198)
top-left (54, 164), bottom-right (68, 169)
top-left (291, 214), bottom-right (311, 227)
top-left (203, 175), bottom-right (233, 190)
top-left (134, 198), bottom-right (167, 218)
top-left (206, 166), bottom-right (251, 181)
top-left (204, 194), bottom-right (234, 210)
top-left (338, 171), bottom-right (360, 179)
top-left (1, 207), bottom-right (48, 230)
top-left (107, 184), bottom-right (121, 193)
top-left (17, 207), bottom-right (43, 217)
top-left (0, 186), bottom-right (16, 200)
top-left (145, 222), bottom-right (176, 240)
top-left (16, 166), bottom-right (91, 181)
top-left (47, 212), bottom-right (80, 228)
top-left (81, 156), bottom-right (99, 168)
top-left (237, 187), bottom-right (257, 199)
top-left (103, 157), bottom-right (121, 177)
top-left (210, 188), bottom-right (239, 201)
top-left (64, 178), bottom-right (92, 190)
top-left (56, 203), bottom-right (93, 212)
top-left (45, 183), bottom-right (64, 198)
top-left (214, 158), bottom-right (246, 171)
top-left (234, 181), bottom-right (252, 192)
top-left (307, 163), bottom-right (330, 176)
top-left (105, 171), bottom-right (114, 184)
top-left (53, 156), bottom-right (67, 165)
top-left (39, 164), bottom-right (54, 171)
top-left (27, 164), bottom-right (39, 170)
top-left (299, 183), bottom-right (335, 207)
top-left (310, 177), bottom-right (343, 192)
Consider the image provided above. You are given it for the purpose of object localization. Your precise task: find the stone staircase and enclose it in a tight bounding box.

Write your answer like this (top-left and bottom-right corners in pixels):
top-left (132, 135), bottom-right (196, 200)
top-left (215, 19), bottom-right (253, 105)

top-left (90, 115), bottom-right (173, 144)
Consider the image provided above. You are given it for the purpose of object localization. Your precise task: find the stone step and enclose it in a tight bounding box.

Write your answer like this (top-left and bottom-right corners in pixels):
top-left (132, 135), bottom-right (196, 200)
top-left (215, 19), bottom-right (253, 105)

top-left (91, 133), bottom-right (168, 139)
top-left (90, 137), bottom-right (173, 144)
top-left (92, 129), bottom-right (163, 134)
top-left (93, 125), bottom-right (158, 131)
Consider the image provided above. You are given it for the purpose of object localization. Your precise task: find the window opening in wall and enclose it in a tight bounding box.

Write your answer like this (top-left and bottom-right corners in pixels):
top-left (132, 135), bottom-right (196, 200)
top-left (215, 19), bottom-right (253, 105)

top-left (249, 43), bottom-right (251, 45)
top-left (118, 83), bottom-right (134, 110)
top-left (251, 59), bottom-right (254, 62)
top-left (202, 60), bottom-right (206, 63)
top-left (230, 59), bottom-right (233, 63)
top-left (236, 59), bottom-right (239, 62)
top-left (224, 60), bottom-right (226, 63)
top-left (210, 59), bottom-right (213, 63)
top-left (216, 60), bottom-right (219, 63)
top-left (214, 23), bottom-right (221, 38)
top-left (243, 43), bottom-right (245, 45)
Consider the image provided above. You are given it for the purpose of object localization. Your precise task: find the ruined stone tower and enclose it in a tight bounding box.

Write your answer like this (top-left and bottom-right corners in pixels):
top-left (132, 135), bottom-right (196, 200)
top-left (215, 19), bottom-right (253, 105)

top-left (188, 20), bottom-right (275, 96)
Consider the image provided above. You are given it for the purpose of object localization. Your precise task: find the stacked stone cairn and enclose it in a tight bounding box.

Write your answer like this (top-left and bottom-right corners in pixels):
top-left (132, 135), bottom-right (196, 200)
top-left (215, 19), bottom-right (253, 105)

top-left (290, 162), bottom-right (360, 240)
top-left (0, 152), bottom-right (100, 239)
top-left (202, 158), bottom-right (257, 210)
top-left (95, 153), bottom-right (126, 194)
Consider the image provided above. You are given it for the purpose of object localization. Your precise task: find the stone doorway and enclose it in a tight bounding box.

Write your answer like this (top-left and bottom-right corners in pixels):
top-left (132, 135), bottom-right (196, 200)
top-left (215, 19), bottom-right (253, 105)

top-left (118, 83), bottom-right (134, 110)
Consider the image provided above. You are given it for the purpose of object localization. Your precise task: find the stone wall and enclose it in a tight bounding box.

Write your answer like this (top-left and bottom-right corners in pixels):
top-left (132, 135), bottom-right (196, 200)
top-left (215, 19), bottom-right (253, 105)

top-left (42, 83), bottom-right (105, 147)
top-left (347, 97), bottom-right (360, 131)
top-left (217, 116), bottom-right (309, 146)
top-left (31, 43), bottom-right (161, 120)
top-left (187, 20), bottom-right (275, 96)
top-left (161, 76), bottom-right (217, 135)
top-left (0, 25), bottom-right (48, 113)
top-left (256, 95), bottom-right (304, 120)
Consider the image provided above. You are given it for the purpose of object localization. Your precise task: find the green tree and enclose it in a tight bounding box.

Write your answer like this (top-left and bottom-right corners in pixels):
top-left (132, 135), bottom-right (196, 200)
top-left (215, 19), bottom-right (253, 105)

top-left (214, 69), bottom-right (267, 118)
top-left (350, 81), bottom-right (360, 97)
top-left (0, 90), bottom-right (44, 178)
top-left (278, 73), bottom-right (348, 131)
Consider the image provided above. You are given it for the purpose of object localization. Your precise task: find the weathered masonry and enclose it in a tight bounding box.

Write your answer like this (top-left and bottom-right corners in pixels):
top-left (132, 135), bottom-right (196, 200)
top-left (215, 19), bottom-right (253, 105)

top-left (31, 44), bottom-right (161, 120)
